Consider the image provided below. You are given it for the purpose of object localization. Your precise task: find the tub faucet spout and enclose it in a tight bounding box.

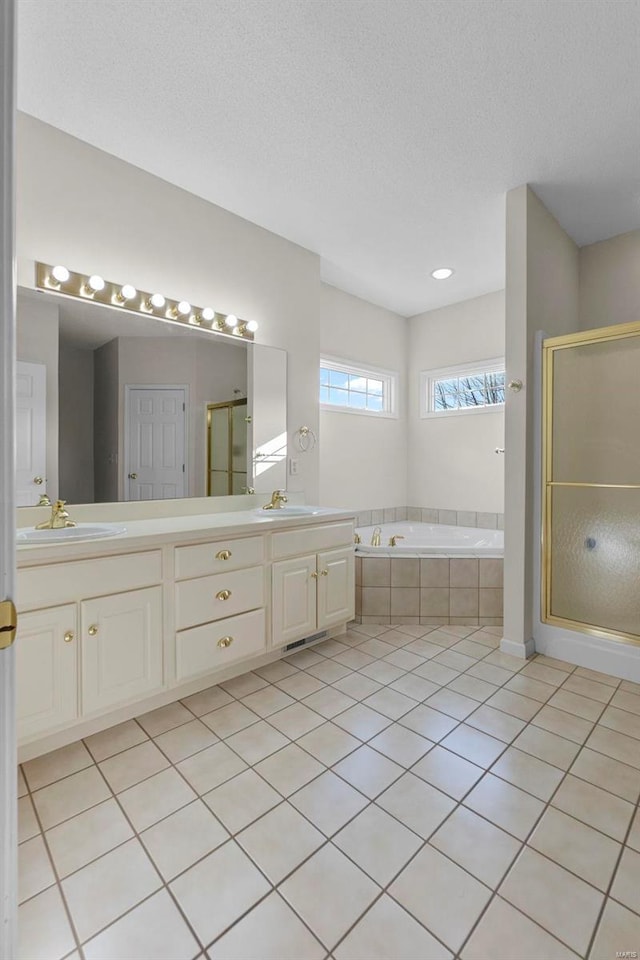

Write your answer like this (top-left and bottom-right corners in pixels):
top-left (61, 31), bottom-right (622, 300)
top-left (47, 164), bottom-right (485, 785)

top-left (371, 526), bottom-right (381, 547)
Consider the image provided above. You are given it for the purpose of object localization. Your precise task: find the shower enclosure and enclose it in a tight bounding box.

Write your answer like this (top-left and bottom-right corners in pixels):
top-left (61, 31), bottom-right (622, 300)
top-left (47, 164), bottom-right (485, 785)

top-left (206, 398), bottom-right (249, 496)
top-left (542, 320), bottom-right (640, 645)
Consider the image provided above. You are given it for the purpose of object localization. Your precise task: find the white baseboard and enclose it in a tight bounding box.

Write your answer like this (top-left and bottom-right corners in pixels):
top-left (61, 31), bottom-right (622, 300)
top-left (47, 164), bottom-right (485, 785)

top-left (500, 635), bottom-right (536, 659)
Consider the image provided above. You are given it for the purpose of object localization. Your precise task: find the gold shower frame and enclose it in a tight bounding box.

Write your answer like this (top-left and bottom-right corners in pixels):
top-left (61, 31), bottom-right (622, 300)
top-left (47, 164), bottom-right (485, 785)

top-left (206, 398), bottom-right (248, 497)
top-left (542, 318), bottom-right (640, 647)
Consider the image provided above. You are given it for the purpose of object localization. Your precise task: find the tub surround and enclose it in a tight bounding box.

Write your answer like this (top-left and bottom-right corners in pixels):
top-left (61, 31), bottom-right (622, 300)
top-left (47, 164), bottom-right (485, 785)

top-left (354, 506), bottom-right (504, 531)
top-left (355, 522), bottom-right (503, 557)
top-left (16, 502), bottom-right (356, 761)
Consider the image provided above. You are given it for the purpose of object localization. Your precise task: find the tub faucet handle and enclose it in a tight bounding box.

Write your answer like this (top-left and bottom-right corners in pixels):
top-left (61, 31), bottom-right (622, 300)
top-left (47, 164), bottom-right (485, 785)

top-left (389, 535), bottom-right (405, 547)
top-left (371, 526), bottom-right (382, 547)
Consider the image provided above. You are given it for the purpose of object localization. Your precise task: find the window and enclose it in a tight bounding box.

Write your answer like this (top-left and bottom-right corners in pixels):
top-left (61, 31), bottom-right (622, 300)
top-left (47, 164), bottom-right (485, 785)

top-left (320, 357), bottom-right (397, 417)
top-left (421, 358), bottom-right (505, 417)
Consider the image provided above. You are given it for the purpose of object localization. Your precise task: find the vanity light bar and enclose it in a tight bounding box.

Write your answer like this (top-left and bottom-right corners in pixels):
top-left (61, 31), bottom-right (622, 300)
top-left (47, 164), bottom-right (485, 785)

top-left (35, 263), bottom-right (257, 341)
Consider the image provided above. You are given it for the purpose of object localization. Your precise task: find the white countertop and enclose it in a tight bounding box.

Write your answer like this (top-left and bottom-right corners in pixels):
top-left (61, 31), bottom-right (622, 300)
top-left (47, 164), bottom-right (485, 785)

top-left (16, 506), bottom-right (356, 565)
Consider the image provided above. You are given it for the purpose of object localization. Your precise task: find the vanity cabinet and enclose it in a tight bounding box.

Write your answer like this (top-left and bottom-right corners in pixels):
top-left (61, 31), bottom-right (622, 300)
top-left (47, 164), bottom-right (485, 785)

top-left (271, 524), bottom-right (355, 647)
top-left (174, 534), bottom-right (268, 682)
top-left (17, 604), bottom-right (78, 741)
top-left (16, 513), bottom-right (355, 759)
top-left (81, 586), bottom-right (163, 714)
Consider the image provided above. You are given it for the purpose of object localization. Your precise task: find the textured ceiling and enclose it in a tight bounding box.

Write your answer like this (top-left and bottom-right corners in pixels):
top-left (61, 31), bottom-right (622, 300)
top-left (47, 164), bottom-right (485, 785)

top-left (16, 0), bottom-right (640, 316)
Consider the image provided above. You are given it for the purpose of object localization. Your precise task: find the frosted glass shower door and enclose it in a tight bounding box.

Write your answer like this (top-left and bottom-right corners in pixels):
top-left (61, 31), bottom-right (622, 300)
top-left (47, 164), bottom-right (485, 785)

top-left (543, 322), bottom-right (640, 644)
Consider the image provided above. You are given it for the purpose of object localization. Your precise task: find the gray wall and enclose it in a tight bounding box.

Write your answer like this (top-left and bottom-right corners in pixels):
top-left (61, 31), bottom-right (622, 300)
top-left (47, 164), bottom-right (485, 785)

top-left (59, 343), bottom-right (94, 503)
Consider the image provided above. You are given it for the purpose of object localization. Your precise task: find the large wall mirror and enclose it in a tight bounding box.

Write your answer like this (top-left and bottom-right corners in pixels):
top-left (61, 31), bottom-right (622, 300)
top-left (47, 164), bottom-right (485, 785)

top-left (16, 288), bottom-right (287, 507)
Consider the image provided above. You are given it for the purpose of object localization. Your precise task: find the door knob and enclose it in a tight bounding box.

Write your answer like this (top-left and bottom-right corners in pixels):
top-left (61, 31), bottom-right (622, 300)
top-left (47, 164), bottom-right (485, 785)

top-left (33, 476), bottom-right (44, 485)
top-left (88, 624), bottom-right (99, 636)
top-left (128, 473), bottom-right (138, 479)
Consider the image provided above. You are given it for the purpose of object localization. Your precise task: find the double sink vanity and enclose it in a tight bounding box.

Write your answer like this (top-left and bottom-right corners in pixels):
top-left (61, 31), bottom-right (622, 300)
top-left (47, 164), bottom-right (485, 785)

top-left (16, 496), bottom-right (356, 762)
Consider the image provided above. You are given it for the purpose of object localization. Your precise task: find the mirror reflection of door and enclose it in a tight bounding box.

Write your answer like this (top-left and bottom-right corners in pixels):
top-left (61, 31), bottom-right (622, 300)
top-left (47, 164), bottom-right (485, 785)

top-left (16, 360), bottom-right (47, 506)
top-left (125, 386), bottom-right (187, 500)
top-left (207, 399), bottom-right (249, 495)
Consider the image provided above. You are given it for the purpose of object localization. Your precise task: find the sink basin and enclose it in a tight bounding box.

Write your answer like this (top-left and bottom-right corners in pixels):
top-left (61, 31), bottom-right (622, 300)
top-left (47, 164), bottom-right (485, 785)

top-left (17, 524), bottom-right (127, 544)
top-left (254, 505), bottom-right (321, 517)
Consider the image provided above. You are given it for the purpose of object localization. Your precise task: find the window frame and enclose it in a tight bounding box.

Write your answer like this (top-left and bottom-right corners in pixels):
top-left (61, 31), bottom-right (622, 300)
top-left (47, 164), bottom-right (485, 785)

top-left (420, 357), bottom-right (505, 419)
top-left (319, 355), bottom-right (398, 419)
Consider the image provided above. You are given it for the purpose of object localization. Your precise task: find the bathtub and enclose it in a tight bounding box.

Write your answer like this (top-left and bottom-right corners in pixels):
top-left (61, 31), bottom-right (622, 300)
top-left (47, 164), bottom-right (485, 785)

top-left (356, 521), bottom-right (504, 557)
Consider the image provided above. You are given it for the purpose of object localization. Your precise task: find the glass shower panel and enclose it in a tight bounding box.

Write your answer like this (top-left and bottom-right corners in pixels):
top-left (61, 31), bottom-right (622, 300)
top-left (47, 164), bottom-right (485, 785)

top-left (551, 335), bottom-right (640, 485)
top-left (549, 486), bottom-right (640, 638)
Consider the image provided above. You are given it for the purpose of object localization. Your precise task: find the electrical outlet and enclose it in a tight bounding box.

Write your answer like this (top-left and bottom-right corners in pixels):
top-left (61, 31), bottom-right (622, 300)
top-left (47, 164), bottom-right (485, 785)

top-left (289, 457), bottom-right (299, 476)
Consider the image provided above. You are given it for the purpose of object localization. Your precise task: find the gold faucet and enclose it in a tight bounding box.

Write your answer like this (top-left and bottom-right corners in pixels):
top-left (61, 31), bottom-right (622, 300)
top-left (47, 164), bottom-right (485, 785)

top-left (371, 526), bottom-right (382, 547)
top-left (35, 500), bottom-right (77, 530)
top-left (262, 489), bottom-right (288, 510)
top-left (389, 535), bottom-right (405, 547)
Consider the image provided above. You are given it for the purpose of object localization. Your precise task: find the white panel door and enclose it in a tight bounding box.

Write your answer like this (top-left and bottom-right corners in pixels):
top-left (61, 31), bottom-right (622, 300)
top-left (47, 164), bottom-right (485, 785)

top-left (15, 360), bottom-right (46, 506)
top-left (81, 586), bottom-right (163, 713)
top-left (317, 547), bottom-right (355, 631)
top-left (16, 604), bottom-right (78, 742)
top-left (126, 387), bottom-right (186, 500)
top-left (271, 555), bottom-right (317, 648)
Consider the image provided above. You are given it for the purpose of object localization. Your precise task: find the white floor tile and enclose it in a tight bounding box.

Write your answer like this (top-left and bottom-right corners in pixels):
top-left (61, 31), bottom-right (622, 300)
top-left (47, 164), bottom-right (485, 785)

top-left (411, 745), bottom-right (483, 800)
top-left (117, 766), bottom-right (197, 832)
top-left (177, 742), bottom-right (247, 795)
top-left (203, 768), bottom-right (280, 833)
top-left (18, 885), bottom-right (76, 960)
top-left (208, 892), bottom-right (325, 960)
top-left (333, 804), bottom-right (422, 885)
top-left (84, 720), bottom-right (148, 762)
top-left (62, 838), bottom-right (162, 942)
top-left (236, 802), bottom-right (324, 883)
top-left (389, 845), bottom-right (491, 952)
top-left (529, 806), bottom-right (620, 891)
top-left (45, 799), bottom-right (134, 879)
top-left (279, 844), bottom-right (379, 950)
top-left (367, 724), bottom-right (433, 767)
top-left (376, 772), bottom-right (456, 838)
top-left (18, 835), bottom-right (55, 904)
top-left (296, 722), bottom-right (361, 765)
top-left (254, 743), bottom-right (324, 795)
top-left (290, 771), bottom-right (368, 836)
top-left (461, 896), bottom-right (579, 960)
top-left (153, 718), bottom-right (218, 762)
top-left (170, 840), bottom-right (270, 945)
top-left (140, 799), bottom-right (229, 880)
top-left (431, 805), bottom-right (520, 887)
top-left (335, 894), bottom-right (453, 960)
top-left (99, 741), bottom-right (170, 793)
top-left (33, 766), bottom-right (111, 830)
top-left (83, 889), bottom-right (200, 960)
top-left (23, 741), bottom-right (94, 791)
top-left (334, 745), bottom-right (404, 799)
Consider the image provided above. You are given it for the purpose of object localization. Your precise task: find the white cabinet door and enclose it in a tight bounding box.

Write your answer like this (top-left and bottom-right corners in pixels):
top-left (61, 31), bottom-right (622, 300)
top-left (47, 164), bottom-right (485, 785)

top-left (17, 604), bottom-right (78, 741)
top-left (272, 554), bottom-right (317, 648)
top-left (81, 586), bottom-right (163, 714)
top-left (317, 547), bottom-right (355, 631)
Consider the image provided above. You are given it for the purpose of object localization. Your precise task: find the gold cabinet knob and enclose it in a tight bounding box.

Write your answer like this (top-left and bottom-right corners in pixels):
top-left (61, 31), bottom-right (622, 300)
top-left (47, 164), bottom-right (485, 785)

top-left (216, 589), bottom-right (232, 601)
top-left (217, 636), bottom-right (234, 648)
top-left (63, 631), bottom-right (74, 643)
top-left (216, 550), bottom-right (232, 560)
top-left (311, 571), bottom-right (318, 579)
top-left (321, 569), bottom-right (329, 576)
top-left (88, 624), bottom-right (99, 636)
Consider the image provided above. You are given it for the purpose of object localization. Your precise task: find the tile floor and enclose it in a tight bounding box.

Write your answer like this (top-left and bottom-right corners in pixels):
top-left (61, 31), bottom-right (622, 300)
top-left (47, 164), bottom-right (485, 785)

top-left (17, 622), bottom-right (640, 960)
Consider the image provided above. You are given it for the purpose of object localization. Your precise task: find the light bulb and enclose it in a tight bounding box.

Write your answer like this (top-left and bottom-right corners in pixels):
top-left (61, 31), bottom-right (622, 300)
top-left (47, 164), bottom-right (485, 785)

top-left (246, 320), bottom-right (259, 333)
top-left (85, 274), bottom-right (105, 293)
top-left (201, 307), bottom-right (215, 322)
top-left (431, 267), bottom-right (454, 280)
top-left (51, 265), bottom-right (70, 284)
top-left (225, 313), bottom-right (237, 328)
top-left (177, 300), bottom-right (191, 316)
top-left (149, 293), bottom-right (165, 309)
top-left (120, 284), bottom-right (137, 301)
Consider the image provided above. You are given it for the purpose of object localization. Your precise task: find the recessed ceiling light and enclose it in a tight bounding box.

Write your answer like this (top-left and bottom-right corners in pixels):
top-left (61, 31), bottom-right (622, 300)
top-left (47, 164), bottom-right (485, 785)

top-left (431, 267), bottom-right (454, 280)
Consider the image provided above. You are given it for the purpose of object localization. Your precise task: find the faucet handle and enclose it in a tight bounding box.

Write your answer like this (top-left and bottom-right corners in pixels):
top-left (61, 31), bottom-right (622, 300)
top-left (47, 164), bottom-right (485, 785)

top-left (389, 535), bottom-right (405, 547)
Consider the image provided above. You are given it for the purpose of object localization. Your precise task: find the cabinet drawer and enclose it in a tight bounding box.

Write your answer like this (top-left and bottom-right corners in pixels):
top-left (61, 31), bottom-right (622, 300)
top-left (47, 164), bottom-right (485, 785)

top-left (176, 608), bottom-right (266, 682)
top-left (175, 566), bottom-right (264, 630)
top-left (18, 551), bottom-right (162, 611)
top-left (272, 522), bottom-right (354, 560)
top-left (175, 535), bottom-right (264, 580)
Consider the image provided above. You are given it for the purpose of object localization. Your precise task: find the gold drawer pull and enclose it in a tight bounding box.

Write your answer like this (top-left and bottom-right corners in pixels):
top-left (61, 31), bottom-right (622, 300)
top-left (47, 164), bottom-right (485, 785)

top-left (321, 569), bottom-right (329, 576)
top-left (311, 572), bottom-right (318, 579)
top-left (217, 636), bottom-right (234, 648)
top-left (64, 631), bottom-right (74, 643)
top-left (216, 550), bottom-right (232, 560)
top-left (88, 624), bottom-right (99, 636)
top-left (216, 589), bottom-right (232, 601)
